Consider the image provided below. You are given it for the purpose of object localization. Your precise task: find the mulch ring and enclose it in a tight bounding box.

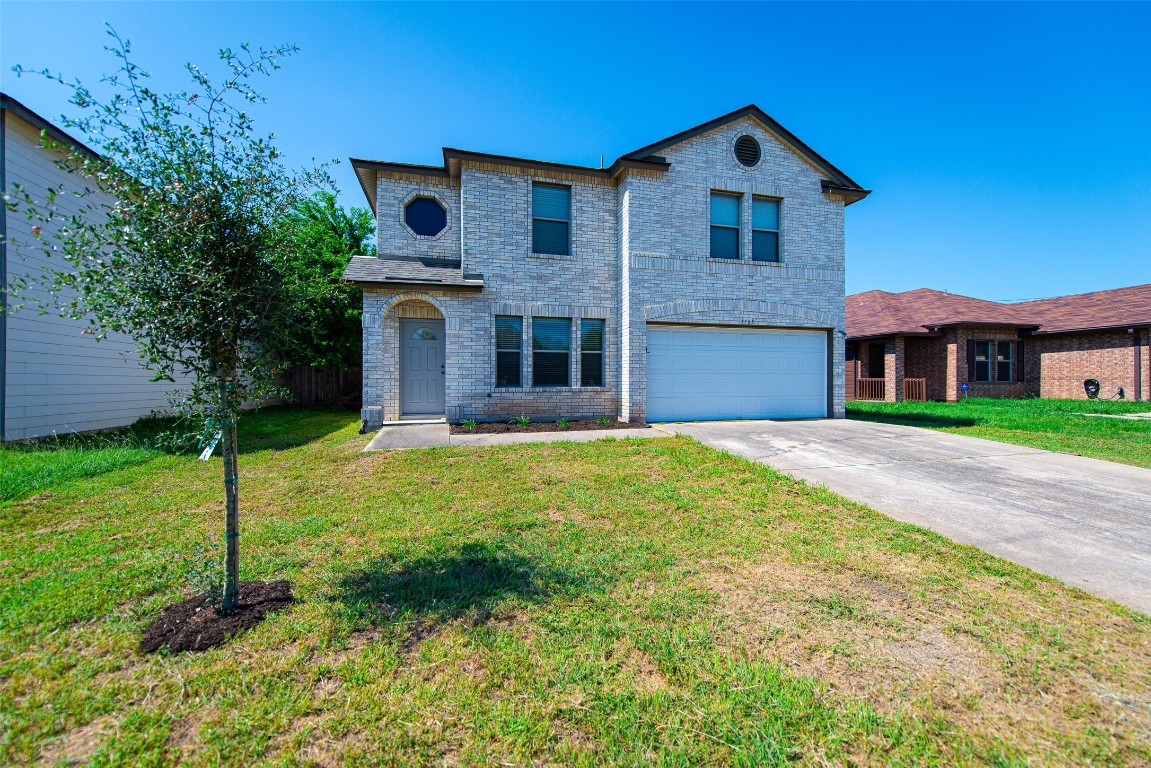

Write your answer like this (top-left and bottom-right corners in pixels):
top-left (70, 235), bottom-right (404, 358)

top-left (140, 580), bottom-right (293, 654)
top-left (451, 419), bottom-right (648, 435)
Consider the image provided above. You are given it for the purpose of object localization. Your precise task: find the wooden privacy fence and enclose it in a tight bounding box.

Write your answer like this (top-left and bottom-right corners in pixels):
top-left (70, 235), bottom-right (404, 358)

top-left (283, 366), bottom-right (362, 409)
top-left (856, 378), bottom-right (886, 401)
top-left (903, 378), bottom-right (927, 402)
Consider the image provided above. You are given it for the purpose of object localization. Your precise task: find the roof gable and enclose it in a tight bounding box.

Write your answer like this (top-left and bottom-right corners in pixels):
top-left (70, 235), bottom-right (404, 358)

top-left (621, 104), bottom-right (866, 194)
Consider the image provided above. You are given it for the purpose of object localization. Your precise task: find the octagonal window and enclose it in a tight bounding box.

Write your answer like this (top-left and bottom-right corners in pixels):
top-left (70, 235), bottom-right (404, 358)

top-left (404, 196), bottom-right (447, 237)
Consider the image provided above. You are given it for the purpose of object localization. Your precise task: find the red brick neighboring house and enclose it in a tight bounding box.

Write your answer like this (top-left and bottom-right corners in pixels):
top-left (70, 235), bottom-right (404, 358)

top-left (845, 285), bottom-right (1150, 402)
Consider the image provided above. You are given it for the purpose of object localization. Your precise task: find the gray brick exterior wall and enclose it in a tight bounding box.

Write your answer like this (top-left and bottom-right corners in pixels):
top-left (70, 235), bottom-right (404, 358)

top-left (359, 115), bottom-right (852, 428)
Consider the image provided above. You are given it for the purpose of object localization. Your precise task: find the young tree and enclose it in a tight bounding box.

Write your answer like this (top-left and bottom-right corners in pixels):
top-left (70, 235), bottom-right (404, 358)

top-left (8, 28), bottom-right (330, 611)
top-left (280, 192), bottom-right (374, 369)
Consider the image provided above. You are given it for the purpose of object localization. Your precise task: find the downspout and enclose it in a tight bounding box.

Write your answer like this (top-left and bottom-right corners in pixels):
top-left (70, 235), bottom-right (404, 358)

top-left (0, 106), bottom-right (8, 440)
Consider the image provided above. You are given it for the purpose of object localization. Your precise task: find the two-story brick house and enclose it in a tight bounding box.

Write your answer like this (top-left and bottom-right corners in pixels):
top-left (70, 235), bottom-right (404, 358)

top-left (344, 106), bottom-right (869, 428)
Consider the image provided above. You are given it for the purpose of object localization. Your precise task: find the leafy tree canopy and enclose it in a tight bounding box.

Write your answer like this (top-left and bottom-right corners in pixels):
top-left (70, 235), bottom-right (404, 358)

top-left (279, 191), bottom-right (374, 369)
top-left (8, 26), bottom-right (337, 610)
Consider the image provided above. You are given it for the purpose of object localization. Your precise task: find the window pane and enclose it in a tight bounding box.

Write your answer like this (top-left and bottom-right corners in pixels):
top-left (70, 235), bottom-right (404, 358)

top-left (581, 352), bottom-right (603, 387)
top-left (580, 319), bottom-right (604, 352)
top-left (495, 316), bottom-right (521, 350)
top-left (975, 361), bottom-right (991, 382)
top-left (532, 184), bottom-right (570, 220)
top-left (752, 231), bottom-right (779, 262)
top-left (410, 328), bottom-right (439, 340)
top-left (974, 341), bottom-right (991, 360)
top-left (752, 197), bottom-right (779, 230)
top-left (496, 351), bottom-right (521, 387)
top-left (710, 226), bottom-right (739, 259)
top-left (532, 219), bottom-right (570, 255)
top-left (996, 341), bottom-right (1012, 362)
top-left (710, 192), bottom-right (740, 226)
top-left (532, 318), bottom-right (571, 352)
top-left (997, 361), bottom-right (1013, 382)
top-left (533, 352), bottom-right (570, 387)
top-left (404, 197), bottom-right (447, 237)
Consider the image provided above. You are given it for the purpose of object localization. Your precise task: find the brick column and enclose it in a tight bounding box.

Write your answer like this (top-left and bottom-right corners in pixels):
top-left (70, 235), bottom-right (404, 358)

top-left (885, 337), bottom-right (905, 402)
top-left (360, 294), bottom-right (384, 429)
top-left (944, 330), bottom-right (960, 402)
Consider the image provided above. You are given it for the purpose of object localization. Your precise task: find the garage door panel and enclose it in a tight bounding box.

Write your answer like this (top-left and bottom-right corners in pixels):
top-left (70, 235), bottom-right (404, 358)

top-left (647, 325), bottom-right (827, 421)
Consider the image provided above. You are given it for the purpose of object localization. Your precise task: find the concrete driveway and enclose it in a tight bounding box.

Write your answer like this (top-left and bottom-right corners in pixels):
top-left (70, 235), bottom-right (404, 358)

top-left (662, 418), bottom-right (1151, 615)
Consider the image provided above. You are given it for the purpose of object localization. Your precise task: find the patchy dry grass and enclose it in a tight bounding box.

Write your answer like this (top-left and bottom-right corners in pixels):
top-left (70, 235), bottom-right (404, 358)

top-left (1, 408), bottom-right (1148, 766)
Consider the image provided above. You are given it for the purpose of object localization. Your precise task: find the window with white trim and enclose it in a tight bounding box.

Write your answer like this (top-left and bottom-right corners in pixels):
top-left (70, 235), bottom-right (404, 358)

top-left (580, 319), bottom-right (604, 387)
top-left (996, 341), bottom-right (1013, 382)
top-left (752, 197), bottom-right (780, 262)
top-left (495, 316), bottom-right (522, 387)
top-left (973, 340), bottom-right (992, 382)
top-left (532, 317), bottom-right (571, 387)
top-left (709, 192), bottom-right (740, 259)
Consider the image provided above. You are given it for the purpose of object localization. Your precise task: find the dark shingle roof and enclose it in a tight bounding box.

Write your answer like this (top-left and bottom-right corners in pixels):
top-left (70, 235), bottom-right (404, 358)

top-left (342, 255), bottom-right (483, 289)
top-left (847, 285), bottom-right (1151, 339)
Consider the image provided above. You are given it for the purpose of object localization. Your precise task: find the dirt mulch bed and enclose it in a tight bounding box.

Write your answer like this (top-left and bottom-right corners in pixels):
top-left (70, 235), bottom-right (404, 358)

top-left (450, 419), bottom-right (648, 435)
top-left (140, 580), bottom-right (293, 654)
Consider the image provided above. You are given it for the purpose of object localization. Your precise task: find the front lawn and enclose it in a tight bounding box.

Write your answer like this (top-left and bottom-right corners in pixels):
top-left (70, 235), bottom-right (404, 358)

top-left (2, 408), bottom-right (1149, 766)
top-left (847, 397), bottom-right (1151, 469)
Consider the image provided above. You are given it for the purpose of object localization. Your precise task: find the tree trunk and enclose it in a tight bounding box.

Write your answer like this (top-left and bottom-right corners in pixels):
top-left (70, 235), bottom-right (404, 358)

top-left (221, 416), bottom-right (240, 611)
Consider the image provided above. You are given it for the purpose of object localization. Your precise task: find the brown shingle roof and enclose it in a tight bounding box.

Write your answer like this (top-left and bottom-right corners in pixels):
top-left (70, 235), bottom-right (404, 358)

top-left (1014, 284), bottom-right (1151, 334)
top-left (846, 284), bottom-right (1151, 339)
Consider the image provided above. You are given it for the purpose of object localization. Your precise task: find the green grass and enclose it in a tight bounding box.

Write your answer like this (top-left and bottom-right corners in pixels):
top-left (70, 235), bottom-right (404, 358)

top-left (0, 423), bottom-right (173, 503)
top-left (847, 397), bottom-right (1151, 469)
top-left (2, 408), bottom-right (1149, 766)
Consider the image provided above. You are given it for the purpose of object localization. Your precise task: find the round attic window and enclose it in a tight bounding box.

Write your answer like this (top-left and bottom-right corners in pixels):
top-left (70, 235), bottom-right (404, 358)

top-left (404, 196), bottom-right (447, 237)
top-left (734, 135), bottom-right (761, 167)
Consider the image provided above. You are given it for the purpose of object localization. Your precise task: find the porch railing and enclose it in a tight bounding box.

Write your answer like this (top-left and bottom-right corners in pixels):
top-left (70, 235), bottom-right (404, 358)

top-left (856, 378), bottom-right (886, 401)
top-left (903, 378), bottom-right (927, 402)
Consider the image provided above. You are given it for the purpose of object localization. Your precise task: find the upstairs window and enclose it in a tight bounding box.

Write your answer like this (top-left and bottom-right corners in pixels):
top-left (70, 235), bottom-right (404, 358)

top-left (495, 316), bottom-right (522, 387)
top-left (404, 197), bottom-right (447, 237)
top-left (752, 197), bottom-right (780, 262)
top-left (532, 183), bottom-right (571, 255)
top-left (580, 319), bottom-right (604, 387)
top-left (532, 317), bottom-right (571, 387)
top-left (710, 192), bottom-right (740, 259)
top-left (996, 341), bottom-right (1014, 382)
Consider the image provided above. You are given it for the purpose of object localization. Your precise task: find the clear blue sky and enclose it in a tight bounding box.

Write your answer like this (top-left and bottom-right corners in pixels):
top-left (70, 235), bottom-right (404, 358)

top-left (2, 2), bottom-right (1148, 299)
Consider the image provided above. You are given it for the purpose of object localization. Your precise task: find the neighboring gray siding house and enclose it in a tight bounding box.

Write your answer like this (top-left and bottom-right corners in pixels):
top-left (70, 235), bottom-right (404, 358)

top-left (344, 105), bottom-right (869, 428)
top-left (1, 94), bottom-right (176, 440)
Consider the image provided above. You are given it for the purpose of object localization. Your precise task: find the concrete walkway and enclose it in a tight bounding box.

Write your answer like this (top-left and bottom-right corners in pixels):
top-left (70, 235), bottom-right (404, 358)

top-left (663, 418), bottom-right (1151, 614)
top-left (364, 423), bottom-right (658, 451)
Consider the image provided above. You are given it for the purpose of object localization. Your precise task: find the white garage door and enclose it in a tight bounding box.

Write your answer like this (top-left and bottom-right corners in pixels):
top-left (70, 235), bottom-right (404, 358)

top-left (647, 325), bottom-right (828, 421)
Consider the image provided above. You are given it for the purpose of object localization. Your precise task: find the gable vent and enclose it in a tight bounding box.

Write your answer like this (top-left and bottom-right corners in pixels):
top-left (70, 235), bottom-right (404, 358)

top-left (734, 135), bottom-right (761, 167)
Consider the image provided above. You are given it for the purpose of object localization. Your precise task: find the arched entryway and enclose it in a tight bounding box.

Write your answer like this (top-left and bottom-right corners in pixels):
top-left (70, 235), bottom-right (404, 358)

top-left (382, 296), bottom-right (446, 419)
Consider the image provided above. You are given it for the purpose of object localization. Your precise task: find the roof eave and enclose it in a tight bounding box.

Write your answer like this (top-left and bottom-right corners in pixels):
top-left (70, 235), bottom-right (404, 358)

top-left (821, 181), bottom-right (872, 205)
top-left (846, 330), bottom-right (939, 342)
top-left (0, 92), bottom-right (101, 160)
top-left (347, 278), bottom-right (484, 291)
top-left (1031, 322), bottom-right (1151, 336)
top-left (443, 148), bottom-right (607, 180)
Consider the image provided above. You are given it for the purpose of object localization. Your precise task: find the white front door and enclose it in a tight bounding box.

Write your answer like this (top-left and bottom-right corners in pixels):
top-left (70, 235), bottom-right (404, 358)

top-left (400, 320), bottom-right (445, 415)
top-left (646, 325), bottom-right (828, 421)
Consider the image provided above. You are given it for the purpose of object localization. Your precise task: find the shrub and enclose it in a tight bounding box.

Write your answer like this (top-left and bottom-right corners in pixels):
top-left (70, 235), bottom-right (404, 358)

top-left (557, 418), bottom-right (570, 429)
top-left (510, 415), bottom-right (531, 427)
top-left (595, 416), bottom-right (612, 427)
top-left (462, 419), bottom-right (477, 431)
